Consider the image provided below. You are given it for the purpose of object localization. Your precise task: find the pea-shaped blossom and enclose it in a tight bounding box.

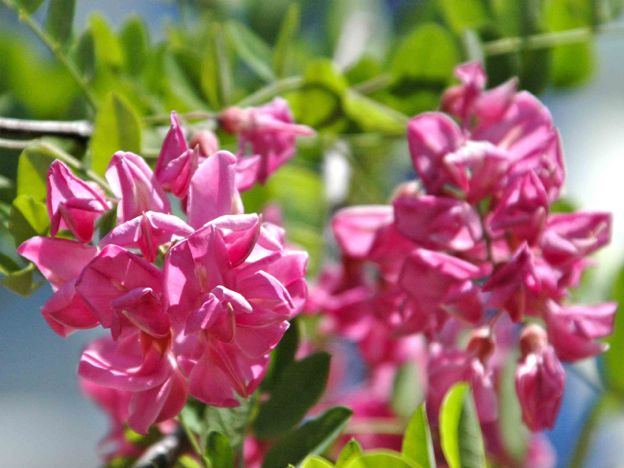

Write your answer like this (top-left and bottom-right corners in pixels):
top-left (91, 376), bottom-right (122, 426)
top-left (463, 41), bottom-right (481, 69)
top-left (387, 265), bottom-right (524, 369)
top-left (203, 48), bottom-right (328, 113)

top-left (515, 325), bottom-right (565, 432)
top-left (164, 214), bottom-right (308, 406)
top-left (47, 160), bottom-right (110, 242)
top-left (220, 98), bottom-right (315, 186)
top-left (106, 151), bottom-right (171, 222)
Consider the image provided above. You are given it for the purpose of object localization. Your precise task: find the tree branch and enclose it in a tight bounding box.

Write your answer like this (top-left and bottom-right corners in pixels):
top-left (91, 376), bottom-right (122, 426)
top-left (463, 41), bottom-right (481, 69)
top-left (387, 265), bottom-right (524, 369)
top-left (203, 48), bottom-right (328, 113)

top-left (0, 116), bottom-right (93, 139)
top-left (132, 426), bottom-right (190, 468)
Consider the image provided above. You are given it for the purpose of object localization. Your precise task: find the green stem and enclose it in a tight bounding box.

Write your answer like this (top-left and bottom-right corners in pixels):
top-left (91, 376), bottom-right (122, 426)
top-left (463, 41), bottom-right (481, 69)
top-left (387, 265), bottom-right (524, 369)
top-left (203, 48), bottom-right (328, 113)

top-left (234, 76), bottom-right (304, 107)
top-left (178, 412), bottom-right (206, 465)
top-left (482, 21), bottom-right (624, 56)
top-left (1, 0), bottom-right (98, 111)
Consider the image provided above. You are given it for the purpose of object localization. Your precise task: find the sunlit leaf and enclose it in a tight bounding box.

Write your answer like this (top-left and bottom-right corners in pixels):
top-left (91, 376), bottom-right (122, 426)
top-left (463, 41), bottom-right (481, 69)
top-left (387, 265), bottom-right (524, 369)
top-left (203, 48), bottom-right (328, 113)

top-left (44, 0), bottom-right (76, 46)
top-left (439, 383), bottom-right (485, 468)
top-left (402, 404), bottom-right (435, 468)
top-left (90, 92), bottom-right (142, 175)
top-left (8, 195), bottom-right (49, 246)
top-left (253, 352), bottom-right (331, 439)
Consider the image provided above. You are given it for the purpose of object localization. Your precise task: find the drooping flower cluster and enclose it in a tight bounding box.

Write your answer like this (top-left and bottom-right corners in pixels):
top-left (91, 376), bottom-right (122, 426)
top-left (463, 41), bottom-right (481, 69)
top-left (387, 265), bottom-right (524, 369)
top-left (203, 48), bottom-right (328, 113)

top-left (311, 61), bottom-right (615, 456)
top-left (18, 100), bottom-right (311, 440)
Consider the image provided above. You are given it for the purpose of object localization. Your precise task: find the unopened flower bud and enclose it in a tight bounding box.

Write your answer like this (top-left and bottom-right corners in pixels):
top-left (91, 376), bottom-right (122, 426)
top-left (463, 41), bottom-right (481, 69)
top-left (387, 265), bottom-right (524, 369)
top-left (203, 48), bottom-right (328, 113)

top-left (467, 328), bottom-right (494, 362)
top-left (219, 106), bottom-right (250, 134)
top-left (519, 323), bottom-right (548, 356)
top-left (190, 130), bottom-right (219, 157)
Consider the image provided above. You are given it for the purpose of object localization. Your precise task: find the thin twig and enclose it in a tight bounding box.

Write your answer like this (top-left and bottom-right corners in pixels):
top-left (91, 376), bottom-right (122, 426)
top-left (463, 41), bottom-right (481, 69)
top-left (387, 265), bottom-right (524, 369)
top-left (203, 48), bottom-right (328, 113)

top-left (132, 426), bottom-right (189, 468)
top-left (0, 0), bottom-right (98, 111)
top-left (483, 22), bottom-right (624, 56)
top-left (234, 76), bottom-right (304, 107)
top-left (0, 137), bottom-right (38, 150)
top-left (0, 116), bottom-right (93, 139)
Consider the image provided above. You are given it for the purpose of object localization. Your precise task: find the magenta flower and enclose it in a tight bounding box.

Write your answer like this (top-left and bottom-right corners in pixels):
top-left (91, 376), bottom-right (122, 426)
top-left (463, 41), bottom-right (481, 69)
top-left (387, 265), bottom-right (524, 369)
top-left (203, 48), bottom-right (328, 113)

top-left (394, 194), bottom-right (482, 251)
top-left (79, 335), bottom-right (187, 434)
top-left (100, 211), bottom-right (193, 263)
top-left (164, 215), bottom-right (307, 406)
top-left (47, 160), bottom-right (110, 242)
top-left (399, 248), bottom-right (483, 326)
top-left (427, 344), bottom-right (497, 425)
top-left (76, 245), bottom-right (166, 338)
top-left (515, 325), bottom-right (565, 431)
top-left (106, 152), bottom-right (171, 223)
top-left (186, 151), bottom-right (242, 229)
top-left (220, 98), bottom-right (314, 185)
top-left (546, 301), bottom-right (616, 361)
top-left (18, 236), bottom-right (98, 336)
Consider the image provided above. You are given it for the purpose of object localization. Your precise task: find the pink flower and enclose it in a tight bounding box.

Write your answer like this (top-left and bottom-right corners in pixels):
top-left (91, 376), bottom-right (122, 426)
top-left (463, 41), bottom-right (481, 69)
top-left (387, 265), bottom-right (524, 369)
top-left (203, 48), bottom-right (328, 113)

top-left (546, 301), bottom-right (616, 362)
top-left (407, 113), bottom-right (464, 195)
top-left (524, 434), bottom-right (556, 468)
top-left (79, 335), bottom-right (187, 434)
top-left (393, 194), bottom-right (482, 251)
top-left (47, 160), bottom-right (110, 242)
top-left (100, 211), bottom-right (193, 263)
top-left (220, 98), bottom-right (315, 185)
top-left (18, 236), bottom-right (98, 336)
top-left (488, 171), bottom-right (549, 245)
top-left (164, 215), bottom-right (307, 406)
top-left (186, 151), bottom-right (242, 229)
top-left (483, 244), bottom-right (543, 322)
top-left (515, 325), bottom-right (565, 432)
top-left (106, 152), bottom-right (170, 223)
top-left (399, 248), bottom-right (483, 325)
top-left (332, 205), bottom-right (394, 259)
top-left (76, 245), bottom-right (167, 339)
top-left (540, 212), bottom-right (611, 266)
top-left (426, 343), bottom-right (497, 425)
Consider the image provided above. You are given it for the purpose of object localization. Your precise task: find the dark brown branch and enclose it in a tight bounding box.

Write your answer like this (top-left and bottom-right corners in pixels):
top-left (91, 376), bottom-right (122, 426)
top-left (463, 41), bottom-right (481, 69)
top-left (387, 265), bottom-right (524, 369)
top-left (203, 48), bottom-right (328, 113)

top-left (0, 116), bottom-right (93, 139)
top-left (132, 426), bottom-right (190, 468)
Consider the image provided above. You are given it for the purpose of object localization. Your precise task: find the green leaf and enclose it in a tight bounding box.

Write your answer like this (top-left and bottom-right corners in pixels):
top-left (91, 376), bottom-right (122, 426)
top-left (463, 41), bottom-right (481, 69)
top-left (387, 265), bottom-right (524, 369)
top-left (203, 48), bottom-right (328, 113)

top-left (72, 29), bottom-right (96, 77)
top-left (391, 362), bottom-right (424, 418)
top-left (205, 431), bottom-right (233, 468)
top-left (225, 21), bottom-right (275, 82)
top-left (253, 352), bottom-right (331, 439)
top-left (16, 0), bottom-right (44, 13)
top-left (8, 195), bottom-right (49, 246)
top-left (181, 396), bottom-right (255, 454)
top-left (545, 0), bottom-right (595, 87)
top-left (90, 92), bottom-right (142, 175)
top-left (1, 263), bottom-right (37, 296)
top-left (90, 15), bottom-right (124, 75)
top-left (336, 439), bottom-right (362, 467)
top-left (343, 451), bottom-right (420, 468)
top-left (391, 23), bottom-right (459, 85)
top-left (262, 407), bottom-right (352, 468)
top-left (17, 144), bottom-right (63, 200)
top-left (402, 404), bottom-right (435, 468)
top-left (301, 456), bottom-right (335, 468)
top-left (176, 454), bottom-right (203, 468)
top-left (343, 90), bottom-right (407, 135)
top-left (44, 0), bottom-right (76, 46)
top-left (120, 16), bottom-right (149, 76)
top-left (200, 22), bottom-right (233, 110)
top-left (262, 317), bottom-right (300, 391)
top-left (273, 3), bottom-right (301, 77)
top-left (439, 383), bottom-right (486, 468)
top-left (438, 0), bottom-right (489, 33)
top-left (604, 264), bottom-right (624, 394)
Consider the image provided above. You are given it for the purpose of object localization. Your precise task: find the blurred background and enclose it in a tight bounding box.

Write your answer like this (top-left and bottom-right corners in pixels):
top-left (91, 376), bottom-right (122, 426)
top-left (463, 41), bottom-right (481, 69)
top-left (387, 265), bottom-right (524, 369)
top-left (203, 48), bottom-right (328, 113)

top-left (1, 1), bottom-right (623, 466)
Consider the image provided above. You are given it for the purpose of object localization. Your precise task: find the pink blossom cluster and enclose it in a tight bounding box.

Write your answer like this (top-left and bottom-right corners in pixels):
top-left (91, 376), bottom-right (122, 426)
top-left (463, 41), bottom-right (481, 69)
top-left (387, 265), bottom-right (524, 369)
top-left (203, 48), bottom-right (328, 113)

top-left (310, 61), bottom-right (615, 457)
top-left (18, 99), bottom-right (311, 449)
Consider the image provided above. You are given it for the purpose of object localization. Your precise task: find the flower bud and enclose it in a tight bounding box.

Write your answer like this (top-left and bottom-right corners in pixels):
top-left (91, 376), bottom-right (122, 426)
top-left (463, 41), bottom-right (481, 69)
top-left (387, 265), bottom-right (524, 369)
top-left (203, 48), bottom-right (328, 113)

top-left (515, 324), bottom-right (565, 431)
top-left (467, 328), bottom-right (495, 362)
top-left (190, 129), bottom-right (219, 157)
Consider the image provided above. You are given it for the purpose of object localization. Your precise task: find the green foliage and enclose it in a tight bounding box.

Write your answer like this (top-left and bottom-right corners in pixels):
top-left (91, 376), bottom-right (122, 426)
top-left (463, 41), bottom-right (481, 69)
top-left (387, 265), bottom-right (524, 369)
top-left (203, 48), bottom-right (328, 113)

top-left (336, 439), bottom-right (363, 467)
top-left (204, 431), bottom-right (234, 468)
top-left (16, 145), bottom-right (61, 200)
top-left (253, 352), bottom-right (331, 439)
top-left (439, 383), bottom-right (486, 468)
top-left (604, 264), bottom-right (624, 394)
top-left (44, 0), bottom-right (76, 46)
top-left (90, 92), bottom-right (142, 175)
top-left (342, 451), bottom-right (419, 468)
top-left (261, 406), bottom-right (353, 468)
top-left (402, 404), bottom-right (436, 468)
top-left (9, 195), bottom-right (49, 245)
top-left (261, 317), bottom-right (300, 391)
top-left (392, 362), bottom-right (423, 419)
top-left (273, 3), bottom-right (301, 77)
